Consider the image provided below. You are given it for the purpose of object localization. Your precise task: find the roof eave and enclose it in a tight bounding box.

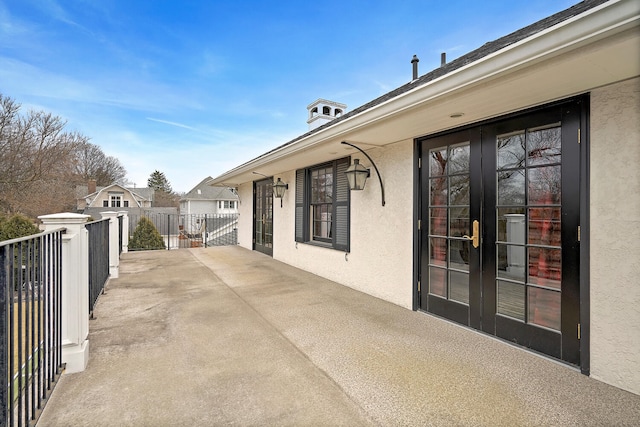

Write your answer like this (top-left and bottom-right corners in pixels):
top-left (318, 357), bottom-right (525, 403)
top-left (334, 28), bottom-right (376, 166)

top-left (210, 0), bottom-right (639, 187)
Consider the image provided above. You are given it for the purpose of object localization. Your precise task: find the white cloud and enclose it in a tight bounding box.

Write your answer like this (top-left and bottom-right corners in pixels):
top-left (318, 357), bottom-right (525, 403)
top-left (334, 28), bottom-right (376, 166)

top-left (146, 118), bottom-right (198, 131)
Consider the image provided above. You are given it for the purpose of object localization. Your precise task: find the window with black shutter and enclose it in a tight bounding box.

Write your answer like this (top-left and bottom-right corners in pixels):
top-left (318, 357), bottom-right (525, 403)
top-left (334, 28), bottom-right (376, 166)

top-left (295, 157), bottom-right (350, 252)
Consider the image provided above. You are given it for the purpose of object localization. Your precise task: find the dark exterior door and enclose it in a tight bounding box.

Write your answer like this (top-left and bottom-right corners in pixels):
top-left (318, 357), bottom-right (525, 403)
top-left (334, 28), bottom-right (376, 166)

top-left (418, 100), bottom-right (582, 365)
top-left (254, 179), bottom-right (273, 256)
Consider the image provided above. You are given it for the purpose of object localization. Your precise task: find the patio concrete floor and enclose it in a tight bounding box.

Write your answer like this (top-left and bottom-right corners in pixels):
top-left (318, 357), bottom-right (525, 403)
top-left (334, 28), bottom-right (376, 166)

top-left (37, 246), bottom-right (640, 426)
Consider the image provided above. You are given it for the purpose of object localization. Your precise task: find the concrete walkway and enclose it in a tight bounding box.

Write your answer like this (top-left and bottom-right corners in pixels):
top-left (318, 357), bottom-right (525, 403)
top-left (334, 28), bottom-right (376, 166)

top-left (38, 247), bottom-right (640, 426)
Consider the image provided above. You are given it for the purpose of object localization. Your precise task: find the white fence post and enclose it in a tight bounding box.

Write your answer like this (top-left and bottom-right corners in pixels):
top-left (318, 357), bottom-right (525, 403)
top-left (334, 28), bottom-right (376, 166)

top-left (38, 212), bottom-right (90, 373)
top-left (101, 211), bottom-right (120, 279)
top-left (118, 211), bottom-right (129, 253)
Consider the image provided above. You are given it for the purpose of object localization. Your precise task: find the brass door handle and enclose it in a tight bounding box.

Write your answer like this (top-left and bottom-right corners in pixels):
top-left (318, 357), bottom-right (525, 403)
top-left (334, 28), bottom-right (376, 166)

top-left (462, 220), bottom-right (480, 248)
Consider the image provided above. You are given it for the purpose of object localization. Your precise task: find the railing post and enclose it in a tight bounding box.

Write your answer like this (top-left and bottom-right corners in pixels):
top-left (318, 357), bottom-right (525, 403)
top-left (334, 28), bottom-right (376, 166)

top-left (0, 247), bottom-right (7, 424)
top-left (101, 211), bottom-right (120, 279)
top-left (167, 214), bottom-right (171, 250)
top-left (204, 214), bottom-right (208, 248)
top-left (39, 212), bottom-right (90, 373)
top-left (118, 211), bottom-right (129, 254)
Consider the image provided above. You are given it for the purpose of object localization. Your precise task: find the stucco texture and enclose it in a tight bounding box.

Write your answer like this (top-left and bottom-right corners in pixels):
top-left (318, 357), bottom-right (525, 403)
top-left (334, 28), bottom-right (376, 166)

top-left (270, 141), bottom-right (415, 309)
top-left (237, 183), bottom-right (254, 249)
top-left (590, 77), bottom-right (640, 395)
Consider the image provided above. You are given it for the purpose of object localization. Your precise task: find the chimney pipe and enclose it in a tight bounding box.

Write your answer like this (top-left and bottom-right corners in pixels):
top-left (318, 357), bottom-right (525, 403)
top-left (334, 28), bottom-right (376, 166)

top-left (441, 52), bottom-right (447, 66)
top-left (88, 179), bottom-right (97, 194)
top-left (411, 55), bottom-right (419, 80)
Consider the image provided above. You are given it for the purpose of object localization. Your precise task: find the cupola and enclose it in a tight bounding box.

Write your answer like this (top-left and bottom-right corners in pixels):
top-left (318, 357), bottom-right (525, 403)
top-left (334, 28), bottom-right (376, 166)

top-left (306, 99), bottom-right (347, 130)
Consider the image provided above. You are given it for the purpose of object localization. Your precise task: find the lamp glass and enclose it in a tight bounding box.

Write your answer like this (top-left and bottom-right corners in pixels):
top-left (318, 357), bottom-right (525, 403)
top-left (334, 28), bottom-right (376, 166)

top-left (273, 178), bottom-right (287, 198)
top-left (345, 159), bottom-right (369, 191)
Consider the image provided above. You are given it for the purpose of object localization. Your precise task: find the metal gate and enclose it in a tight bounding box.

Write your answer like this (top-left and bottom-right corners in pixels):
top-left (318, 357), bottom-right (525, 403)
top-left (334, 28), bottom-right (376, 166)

top-left (127, 213), bottom-right (239, 250)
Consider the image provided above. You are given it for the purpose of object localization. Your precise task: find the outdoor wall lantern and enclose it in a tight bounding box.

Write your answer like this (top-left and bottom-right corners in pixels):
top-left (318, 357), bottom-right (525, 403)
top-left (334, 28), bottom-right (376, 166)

top-left (345, 159), bottom-right (370, 190)
top-left (341, 141), bottom-right (386, 206)
top-left (273, 177), bottom-right (288, 207)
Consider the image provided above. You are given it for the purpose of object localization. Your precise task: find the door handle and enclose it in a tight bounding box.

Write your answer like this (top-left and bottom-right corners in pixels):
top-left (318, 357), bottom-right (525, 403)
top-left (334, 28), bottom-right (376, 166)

top-left (463, 220), bottom-right (480, 248)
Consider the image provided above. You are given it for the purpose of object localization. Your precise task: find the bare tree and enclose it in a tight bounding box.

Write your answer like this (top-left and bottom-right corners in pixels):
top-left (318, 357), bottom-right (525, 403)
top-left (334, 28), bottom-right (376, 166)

top-left (72, 141), bottom-right (127, 186)
top-left (0, 93), bottom-right (124, 217)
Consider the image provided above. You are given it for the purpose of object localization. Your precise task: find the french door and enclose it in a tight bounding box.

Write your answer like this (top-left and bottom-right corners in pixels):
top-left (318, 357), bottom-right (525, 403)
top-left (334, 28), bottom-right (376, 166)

top-left (254, 179), bottom-right (273, 256)
top-left (418, 100), bottom-right (582, 365)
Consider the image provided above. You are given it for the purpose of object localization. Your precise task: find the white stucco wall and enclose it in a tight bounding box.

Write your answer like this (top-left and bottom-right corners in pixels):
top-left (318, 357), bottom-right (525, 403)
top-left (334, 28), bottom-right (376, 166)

top-left (237, 183), bottom-right (254, 249)
top-left (183, 200), bottom-right (217, 215)
top-left (272, 140), bottom-right (415, 309)
top-left (590, 77), bottom-right (640, 395)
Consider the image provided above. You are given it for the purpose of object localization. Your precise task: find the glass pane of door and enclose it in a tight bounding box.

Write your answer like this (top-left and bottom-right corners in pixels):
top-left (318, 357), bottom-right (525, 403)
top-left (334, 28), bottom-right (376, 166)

top-left (254, 179), bottom-right (273, 256)
top-left (419, 99), bottom-right (583, 365)
top-left (427, 142), bottom-right (471, 305)
top-left (495, 124), bottom-right (562, 330)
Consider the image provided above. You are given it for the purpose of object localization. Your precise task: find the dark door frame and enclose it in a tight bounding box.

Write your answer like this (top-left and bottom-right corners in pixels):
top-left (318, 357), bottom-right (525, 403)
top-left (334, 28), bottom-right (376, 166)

top-left (253, 178), bottom-right (274, 257)
top-left (413, 96), bottom-right (590, 374)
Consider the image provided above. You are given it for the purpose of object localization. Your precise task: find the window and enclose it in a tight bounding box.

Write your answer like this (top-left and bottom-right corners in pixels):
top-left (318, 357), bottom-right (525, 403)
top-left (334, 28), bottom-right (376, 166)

top-left (124, 201), bottom-right (129, 207)
top-left (218, 201), bottom-right (222, 209)
top-left (229, 201), bottom-right (235, 209)
top-left (322, 106), bottom-right (331, 115)
top-left (311, 166), bottom-right (333, 242)
top-left (103, 200), bottom-right (108, 207)
top-left (224, 200), bottom-right (230, 209)
top-left (295, 157), bottom-right (350, 251)
top-left (110, 195), bottom-right (121, 207)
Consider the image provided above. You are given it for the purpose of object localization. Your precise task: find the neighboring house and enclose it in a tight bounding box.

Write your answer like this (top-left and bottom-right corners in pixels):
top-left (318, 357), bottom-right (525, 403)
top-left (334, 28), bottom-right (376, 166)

top-left (76, 180), bottom-right (154, 211)
top-left (179, 177), bottom-right (239, 215)
top-left (77, 180), bottom-right (182, 247)
top-left (209, 0), bottom-right (640, 396)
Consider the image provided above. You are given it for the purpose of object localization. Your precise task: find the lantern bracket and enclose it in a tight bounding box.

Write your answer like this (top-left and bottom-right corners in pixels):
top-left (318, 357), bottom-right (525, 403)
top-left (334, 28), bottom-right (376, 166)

top-left (341, 141), bottom-right (386, 206)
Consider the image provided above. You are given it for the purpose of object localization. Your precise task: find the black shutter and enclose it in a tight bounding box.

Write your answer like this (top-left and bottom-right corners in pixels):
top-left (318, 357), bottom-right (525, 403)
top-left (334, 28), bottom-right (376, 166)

top-left (295, 168), bottom-right (306, 242)
top-left (333, 157), bottom-right (350, 252)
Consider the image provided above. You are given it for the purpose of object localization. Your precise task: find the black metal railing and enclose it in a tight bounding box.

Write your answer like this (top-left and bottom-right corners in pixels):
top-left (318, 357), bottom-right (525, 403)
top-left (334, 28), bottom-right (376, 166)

top-left (86, 219), bottom-right (110, 318)
top-left (127, 213), bottom-right (238, 250)
top-left (117, 215), bottom-right (123, 255)
top-left (0, 229), bottom-right (65, 427)
top-left (176, 213), bottom-right (239, 248)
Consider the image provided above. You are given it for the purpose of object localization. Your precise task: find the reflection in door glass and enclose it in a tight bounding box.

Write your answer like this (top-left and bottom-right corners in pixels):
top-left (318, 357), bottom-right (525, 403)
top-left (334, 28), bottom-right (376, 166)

top-left (496, 124), bottom-right (562, 330)
top-left (429, 267), bottom-right (446, 297)
top-left (497, 280), bottom-right (525, 321)
top-left (497, 170), bottom-right (525, 205)
top-left (430, 208), bottom-right (447, 236)
top-left (528, 287), bottom-right (561, 330)
top-left (528, 166), bottom-right (561, 204)
top-left (429, 148), bottom-right (447, 176)
top-left (448, 143), bottom-right (470, 173)
top-left (526, 124), bottom-right (561, 166)
top-left (497, 131), bottom-right (525, 169)
top-left (429, 237), bottom-right (447, 267)
top-left (427, 142), bottom-right (471, 305)
top-left (450, 270), bottom-right (469, 304)
top-left (430, 177), bottom-right (448, 206)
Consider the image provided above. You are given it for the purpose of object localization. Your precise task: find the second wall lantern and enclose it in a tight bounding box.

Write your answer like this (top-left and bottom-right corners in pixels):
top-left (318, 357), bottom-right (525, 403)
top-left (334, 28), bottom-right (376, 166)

top-left (273, 177), bottom-right (288, 207)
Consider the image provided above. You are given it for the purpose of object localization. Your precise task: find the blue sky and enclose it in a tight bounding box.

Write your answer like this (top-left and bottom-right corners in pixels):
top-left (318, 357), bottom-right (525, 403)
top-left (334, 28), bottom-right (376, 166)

top-left (0, 0), bottom-right (576, 192)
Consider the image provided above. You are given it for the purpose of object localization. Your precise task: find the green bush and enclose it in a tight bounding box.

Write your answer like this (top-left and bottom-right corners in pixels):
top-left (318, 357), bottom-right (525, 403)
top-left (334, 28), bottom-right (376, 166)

top-left (0, 213), bottom-right (40, 241)
top-left (128, 217), bottom-right (166, 251)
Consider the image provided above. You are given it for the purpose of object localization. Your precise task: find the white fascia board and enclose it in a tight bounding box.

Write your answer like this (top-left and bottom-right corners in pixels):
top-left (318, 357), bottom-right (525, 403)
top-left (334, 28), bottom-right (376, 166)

top-left (211, 0), bottom-right (639, 186)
